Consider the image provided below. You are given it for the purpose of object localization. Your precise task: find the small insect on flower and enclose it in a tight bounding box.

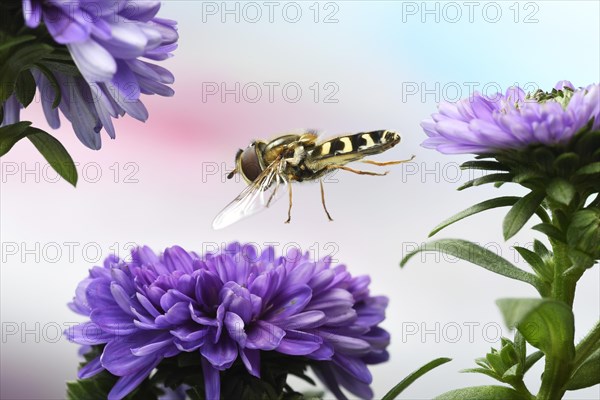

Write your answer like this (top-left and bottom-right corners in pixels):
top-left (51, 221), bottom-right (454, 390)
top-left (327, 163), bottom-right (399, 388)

top-left (212, 130), bottom-right (414, 229)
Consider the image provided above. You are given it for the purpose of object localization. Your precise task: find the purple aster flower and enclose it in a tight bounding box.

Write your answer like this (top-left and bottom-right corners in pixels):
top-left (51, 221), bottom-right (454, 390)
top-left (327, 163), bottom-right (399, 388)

top-left (66, 244), bottom-right (389, 400)
top-left (3, 0), bottom-right (178, 149)
top-left (421, 81), bottom-right (600, 154)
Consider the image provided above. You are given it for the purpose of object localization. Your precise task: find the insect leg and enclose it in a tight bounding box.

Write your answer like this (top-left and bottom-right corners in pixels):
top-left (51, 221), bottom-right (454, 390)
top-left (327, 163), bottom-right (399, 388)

top-left (361, 155), bottom-right (416, 166)
top-left (285, 181), bottom-right (293, 224)
top-left (320, 179), bottom-right (333, 221)
top-left (326, 164), bottom-right (389, 176)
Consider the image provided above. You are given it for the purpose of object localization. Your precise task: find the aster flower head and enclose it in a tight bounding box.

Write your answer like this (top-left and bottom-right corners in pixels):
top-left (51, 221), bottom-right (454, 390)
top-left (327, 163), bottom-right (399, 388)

top-left (421, 81), bottom-right (599, 154)
top-left (420, 82), bottom-right (599, 215)
top-left (1, 1), bottom-right (177, 150)
top-left (66, 243), bottom-right (389, 400)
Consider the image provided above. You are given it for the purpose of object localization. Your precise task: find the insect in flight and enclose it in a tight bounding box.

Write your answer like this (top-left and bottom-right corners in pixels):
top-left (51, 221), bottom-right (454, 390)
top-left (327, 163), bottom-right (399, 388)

top-left (212, 130), bottom-right (414, 229)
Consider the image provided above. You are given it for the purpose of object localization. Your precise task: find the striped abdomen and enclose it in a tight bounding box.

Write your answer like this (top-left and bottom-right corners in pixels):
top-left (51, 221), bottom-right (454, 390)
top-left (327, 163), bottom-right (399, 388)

top-left (311, 130), bottom-right (400, 159)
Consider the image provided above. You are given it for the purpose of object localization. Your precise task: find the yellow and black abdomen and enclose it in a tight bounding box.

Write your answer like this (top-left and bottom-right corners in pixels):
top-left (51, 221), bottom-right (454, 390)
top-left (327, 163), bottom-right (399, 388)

top-left (305, 130), bottom-right (400, 171)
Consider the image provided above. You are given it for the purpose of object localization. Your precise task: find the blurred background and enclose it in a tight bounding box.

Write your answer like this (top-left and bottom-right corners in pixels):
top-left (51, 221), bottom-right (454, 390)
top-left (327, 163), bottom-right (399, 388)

top-left (1, 1), bottom-right (599, 399)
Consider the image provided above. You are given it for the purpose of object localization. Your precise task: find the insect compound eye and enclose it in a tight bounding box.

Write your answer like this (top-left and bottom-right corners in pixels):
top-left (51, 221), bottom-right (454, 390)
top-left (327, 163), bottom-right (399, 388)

top-left (240, 146), bottom-right (262, 182)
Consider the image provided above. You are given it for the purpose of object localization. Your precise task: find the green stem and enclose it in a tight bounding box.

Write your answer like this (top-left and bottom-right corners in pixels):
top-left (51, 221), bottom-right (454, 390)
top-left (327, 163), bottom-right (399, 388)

top-left (510, 380), bottom-right (535, 400)
top-left (550, 243), bottom-right (576, 308)
top-left (537, 210), bottom-right (576, 400)
top-left (537, 357), bottom-right (572, 400)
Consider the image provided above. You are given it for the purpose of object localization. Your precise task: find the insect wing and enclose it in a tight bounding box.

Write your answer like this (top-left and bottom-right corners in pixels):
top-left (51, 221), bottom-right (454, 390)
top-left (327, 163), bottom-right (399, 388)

top-left (212, 161), bottom-right (288, 229)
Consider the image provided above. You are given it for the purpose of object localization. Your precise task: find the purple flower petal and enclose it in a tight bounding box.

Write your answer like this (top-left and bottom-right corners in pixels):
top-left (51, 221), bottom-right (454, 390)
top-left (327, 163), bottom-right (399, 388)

top-left (240, 348), bottom-right (261, 378)
top-left (107, 357), bottom-right (160, 400)
top-left (22, 0), bottom-right (42, 27)
top-left (200, 335), bottom-right (238, 369)
top-left (101, 336), bottom-right (160, 376)
top-left (265, 284), bottom-right (312, 321)
top-left (68, 40), bottom-right (116, 82)
top-left (421, 82), bottom-right (599, 153)
top-left (67, 244), bottom-right (389, 399)
top-left (246, 321), bottom-right (285, 350)
top-left (277, 330), bottom-right (322, 355)
top-left (201, 357), bottom-right (221, 400)
top-left (66, 322), bottom-right (113, 345)
top-left (44, 9), bottom-right (90, 44)
top-left (78, 356), bottom-right (105, 379)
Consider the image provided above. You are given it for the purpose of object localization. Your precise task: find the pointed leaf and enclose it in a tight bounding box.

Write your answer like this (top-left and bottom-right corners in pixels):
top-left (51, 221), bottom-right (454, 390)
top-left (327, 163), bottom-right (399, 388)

top-left (434, 385), bottom-right (528, 400)
top-left (501, 364), bottom-right (520, 381)
top-left (0, 35), bottom-right (36, 52)
top-left (430, 197), bottom-right (520, 237)
top-left (15, 69), bottom-right (36, 107)
top-left (0, 121), bottom-right (32, 156)
top-left (382, 357), bottom-right (451, 400)
top-left (574, 162), bottom-right (600, 176)
top-left (533, 240), bottom-right (552, 260)
top-left (458, 173), bottom-right (513, 191)
top-left (496, 298), bottom-right (575, 361)
top-left (461, 368), bottom-right (502, 382)
top-left (547, 178), bottom-right (576, 206)
top-left (460, 161), bottom-right (509, 171)
top-left (513, 246), bottom-right (552, 282)
top-left (503, 191), bottom-right (546, 240)
top-left (34, 63), bottom-right (62, 108)
top-left (514, 331), bottom-right (526, 372)
top-left (573, 321), bottom-right (600, 368)
top-left (26, 127), bottom-right (78, 186)
top-left (0, 44), bottom-right (53, 102)
top-left (566, 348), bottom-right (600, 390)
top-left (400, 239), bottom-right (544, 292)
top-left (532, 224), bottom-right (565, 242)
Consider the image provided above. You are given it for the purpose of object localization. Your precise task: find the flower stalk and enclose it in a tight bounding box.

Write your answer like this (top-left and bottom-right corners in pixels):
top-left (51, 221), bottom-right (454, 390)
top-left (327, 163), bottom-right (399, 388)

top-left (401, 81), bottom-right (599, 399)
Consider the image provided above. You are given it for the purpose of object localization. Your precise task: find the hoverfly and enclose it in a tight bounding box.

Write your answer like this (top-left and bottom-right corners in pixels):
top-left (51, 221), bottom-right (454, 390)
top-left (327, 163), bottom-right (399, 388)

top-left (212, 130), bottom-right (414, 229)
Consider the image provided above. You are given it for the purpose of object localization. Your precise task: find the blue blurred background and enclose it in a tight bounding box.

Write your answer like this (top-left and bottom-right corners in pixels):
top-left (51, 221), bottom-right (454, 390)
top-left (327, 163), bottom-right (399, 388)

top-left (1, 1), bottom-right (599, 398)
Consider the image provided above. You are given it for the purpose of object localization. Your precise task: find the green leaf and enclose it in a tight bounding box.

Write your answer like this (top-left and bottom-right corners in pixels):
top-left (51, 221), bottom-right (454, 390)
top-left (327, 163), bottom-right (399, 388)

top-left (553, 152), bottom-right (580, 175)
top-left (461, 368), bottom-right (501, 382)
top-left (503, 191), bottom-right (546, 240)
top-left (0, 35), bottom-right (36, 52)
top-left (66, 379), bottom-right (109, 400)
top-left (501, 364), bottom-right (520, 381)
top-left (513, 246), bottom-right (553, 282)
top-left (496, 299), bottom-right (575, 361)
top-left (26, 128), bottom-right (78, 187)
top-left (0, 121), bottom-right (32, 156)
top-left (566, 348), bottom-right (600, 390)
top-left (15, 69), bottom-right (36, 107)
top-left (381, 357), bottom-right (451, 400)
top-left (0, 43), bottom-right (53, 102)
top-left (434, 385), bottom-right (528, 400)
top-left (39, 60), bottom-right (80, 76)
top-left (460, 161), bottom-right (509, 171)
top-left (400, 239), bottom-right (545, 292)
top-left (532, 223), bottom-right (565, 242)
top-left (33, 63), bottom-right (62, 108)
top-left (458, 173), bottom-right (513, 191)
top-left (572, 321), bottom-right (600, 372)
top-left (574, 162), bottom-right (600, 176)
top-left (430, 197), bottom-right (522, 237)
top-left (514, 331), bottom-right (527, 372)
top-left (547, 178), bottom-right (576, 206)
top-left (533, 240), bottom-right (552, 260)
top-left (486, 352), bottom-right (505, 374)
top-left (0, 123), bottom-right (77, 186)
